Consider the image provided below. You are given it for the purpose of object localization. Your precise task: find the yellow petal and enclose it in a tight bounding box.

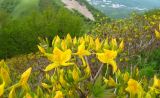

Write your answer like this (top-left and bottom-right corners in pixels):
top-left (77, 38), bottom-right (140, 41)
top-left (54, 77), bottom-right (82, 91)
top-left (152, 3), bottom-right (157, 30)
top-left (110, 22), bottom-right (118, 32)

top-left (0, 60), bottom-right (9, 72)
top-left (52, 47), bottom-right (64, 63)
top-left (25, 93), bottom-right (32, 98)
top-left (97, 50), bottom-right (117, 64)
top-left (44, 63), bottom-right (59, 71)
top-left (126, 79), bottom-right (141, 95)
top-left (52, 47), bottom-right (72, 65)
top-left (66, 33), bottom-right (72, 44)
top-left (37, 45), bottom-right (45, 53)
top-left (54, 36), bottom-right (61, 47)
top-left (77, 42), bottom-right (90, 57)
top-left (111, 38), bottom-right (117, 50)
top-left (61, 49), bottom-right (72, 64)
top-left (97, 53), bottom-right (107, 63)
top-left (145, 93), bottom-right (151, 98)
top-left (95, 38), bottom-right (101, 51)
top-left (41, 83), bottom-right (52, 88)
top-left (54, 91), bottom-right (63, 98)
top-left (19, 67), bottom-right (32, 85)
top-left (62, 63), bottom-right (74, 67)
top-left (108, 60), bottom-right (117, 73)
top-left (59, 70), bottom-right (66, 86)
top-left (79, 37), bottom-right (85, 44)
top-left (84, 64), bottom-right (91, 77)
top-left (0, 67), bottom-right (11, 86)
top-left (103, 50), bottom-right (117, 60)
top-left (72, 67), bottom-right (79, 82)
top-left (73, 37), bottom-right (77, 45)
top-left (84, 35), bottom-right (90, 43)
top-left (89, 36), bottom-right (94, 49)
top-left (61, 40), bottom-right (67, 51)
top-left (155, 29), bottom-right (160, 39)
top-left (108, 76), bottom-right (116, 87)
top-left (119, 40), bottom-right (124, 51)
top-left (8, 87), bottom-right (16, 98)
top-left (153, 75), bottom-right (160, 88)
top-left (103, 77), bottom-right (108, 84)
top-left (0, 80), bottom-right (5, 96)
top-left (103, 37), bottom-right (109, 49)
top-left (123, 72), bottom-right (129, 82)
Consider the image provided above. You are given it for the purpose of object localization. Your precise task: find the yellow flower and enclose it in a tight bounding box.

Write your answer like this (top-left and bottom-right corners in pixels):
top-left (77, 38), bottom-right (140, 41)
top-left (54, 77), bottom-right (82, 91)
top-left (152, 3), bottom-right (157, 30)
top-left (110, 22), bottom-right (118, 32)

top-left (8, 87), bottom-right (16, 98)
top-left (111, 38), bottom-right (117, 50)
top-left (66, 34), bottom-right (72, 44)
top-left (73, 37), bottom-right (77, 45)
top-left (72, 67), bottom-right (79, 82)
top-left (84, 35), bottom-right (90, 43)
top-left (123, 72), bottom-right (129, 82)
top-left (89, 36), bottom-right (94, 49)
top-left (79, 37), bottom-right (85, 44)
top-left (95, 38), bottom-right (102, 51)
top-left (41, 83), bottom-right (52, 89)
top-left (45, 47), bottom-right (73, 71)
top-left (61, 40), bottom-right (67, 51)
top-left (97, 50), bottom-right (117, 73)
top-left (153, 75), bottom-right (160, 89)
top-left (76, 42), bottom-right (91, 57)
top-left (119, 40), bottom-right (124, 51)
top-left (25, 93), bottom-right (32, 98)
top-left (126, 79), bottom-right (142, 95)
top-left (0, 67), bottom-right (11, 86)
top-left (19, 67), bottom-right (32, 86)
top-left (103, 77), bottom-right (108, 84)
top-left (84, 64), bottom-right (91, 77)
top-left (54, 91), bottom-right (63, 98)
top-left (155, 29), bottom-right (160, 39)
top-left (0, 79), bottom-right (5, 96)
top-left (37, 45), bottom-right (45, 53)
top-left (108, 76), bottom-right (116, 87)
top-left (103, 37), bottom-right (109, 49)
top-left (145, 93), bottom-right (151, 98)
top-left (59, 69), bottom-right (66, 86)
top-left (116, 69), bottom-right (121, 76)
top-left (53, 35), bottom-right (61, 47)
top-left (0, 60), bottom-right (9, 72)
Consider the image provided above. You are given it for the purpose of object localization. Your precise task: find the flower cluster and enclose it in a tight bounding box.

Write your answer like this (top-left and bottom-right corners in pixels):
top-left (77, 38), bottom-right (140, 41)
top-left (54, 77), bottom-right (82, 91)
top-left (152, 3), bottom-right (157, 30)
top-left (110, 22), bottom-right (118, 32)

top-left (0, 34), bottom-right (159, 98)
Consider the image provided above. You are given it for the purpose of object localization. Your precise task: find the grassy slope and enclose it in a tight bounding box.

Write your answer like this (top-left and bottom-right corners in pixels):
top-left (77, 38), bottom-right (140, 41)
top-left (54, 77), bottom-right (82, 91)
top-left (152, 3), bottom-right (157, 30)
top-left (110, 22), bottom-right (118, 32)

top-left (0, 0), bottom-right (104, 20)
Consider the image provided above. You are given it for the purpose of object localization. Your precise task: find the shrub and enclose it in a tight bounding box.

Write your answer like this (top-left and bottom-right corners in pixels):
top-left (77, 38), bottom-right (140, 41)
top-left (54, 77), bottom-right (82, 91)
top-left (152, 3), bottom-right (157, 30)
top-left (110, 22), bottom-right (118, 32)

top-left (0, 7), bottom-right (86, 58)
top-left (91, 10), bottom-right (160, 67)
top-left (0, 34), bottom-right (160, 98)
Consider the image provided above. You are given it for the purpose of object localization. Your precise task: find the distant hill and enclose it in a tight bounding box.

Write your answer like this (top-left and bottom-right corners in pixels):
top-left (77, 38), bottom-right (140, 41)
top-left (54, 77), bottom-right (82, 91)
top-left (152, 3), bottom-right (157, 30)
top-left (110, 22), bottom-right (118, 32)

top-left (0, 0), bottom-right (104, 20)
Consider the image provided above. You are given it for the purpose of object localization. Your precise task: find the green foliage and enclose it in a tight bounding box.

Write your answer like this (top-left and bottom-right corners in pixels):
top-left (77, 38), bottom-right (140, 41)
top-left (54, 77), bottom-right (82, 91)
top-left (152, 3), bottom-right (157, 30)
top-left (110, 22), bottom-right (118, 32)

top-left (0, 34), bottom-right (160, 98)
top-left (90, 76), bottom-right (108, 98)
top-left (139, 66), bottom-right (155, 78)
top-left (91, 9), bottom-right (160, 71)
top-left (0, 7), bottom-right (86, 58)
top-left (135, 48), bottom-right (160, 78)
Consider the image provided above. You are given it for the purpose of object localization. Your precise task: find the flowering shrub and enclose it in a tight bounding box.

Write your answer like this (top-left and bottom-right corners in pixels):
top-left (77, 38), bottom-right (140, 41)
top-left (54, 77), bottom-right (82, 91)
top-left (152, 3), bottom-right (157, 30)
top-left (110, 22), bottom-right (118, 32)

top-left (91, 11), bottom-right (160, 66)
top-left (0, 34), bottom-right (160, 98)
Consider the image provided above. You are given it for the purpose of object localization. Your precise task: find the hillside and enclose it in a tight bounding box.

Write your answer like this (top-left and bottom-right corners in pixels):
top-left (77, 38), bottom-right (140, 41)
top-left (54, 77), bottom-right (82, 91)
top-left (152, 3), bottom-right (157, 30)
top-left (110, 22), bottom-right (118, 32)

top-left (0, 0), bottom-right (160, 98)
top-left (0, 0), bottom-right (104, 20)
top-left (0, 0), bottom-right (105, 58)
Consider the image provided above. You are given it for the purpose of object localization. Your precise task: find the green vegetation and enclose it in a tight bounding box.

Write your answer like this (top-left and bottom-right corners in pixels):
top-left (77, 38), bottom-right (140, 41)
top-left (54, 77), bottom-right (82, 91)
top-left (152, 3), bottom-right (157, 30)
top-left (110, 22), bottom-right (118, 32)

top-left (91, 9), bottom-right (160, 68)
top-left (0, 0), bottom-right (160, 98)
top-left (0, 3), bottom-right (90, 58)
top-left (0, 34), bottom-right (160, 98)
top-left (0, 0), bottom-right (105, 59)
